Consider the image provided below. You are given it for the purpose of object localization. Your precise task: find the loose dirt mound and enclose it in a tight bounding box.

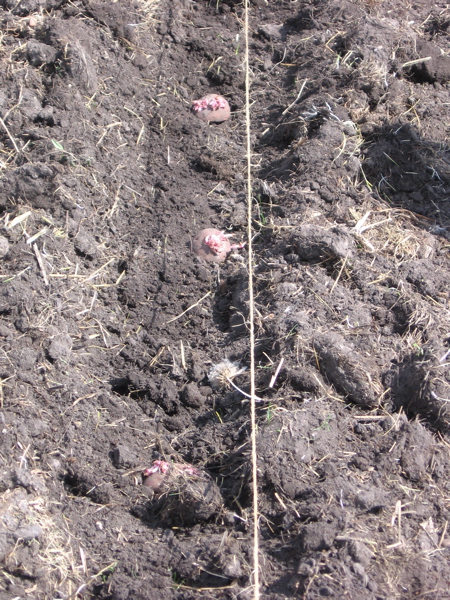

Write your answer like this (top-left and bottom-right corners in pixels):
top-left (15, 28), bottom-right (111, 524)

top-left (1, 1), bottom-right (450, 599)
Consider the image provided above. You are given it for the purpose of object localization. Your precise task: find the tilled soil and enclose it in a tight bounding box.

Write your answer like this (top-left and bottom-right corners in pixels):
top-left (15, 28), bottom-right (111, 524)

top-left (0, 1), bottom-right (450, 599)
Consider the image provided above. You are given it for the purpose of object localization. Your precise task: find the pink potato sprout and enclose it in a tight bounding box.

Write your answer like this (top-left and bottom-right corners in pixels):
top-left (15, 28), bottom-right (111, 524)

top-left (191, 94), bottom-right (230, 123)
top-left (142, 460), bottom-right (203, 493)
top-left (192, 228), bottom-right (245, 263)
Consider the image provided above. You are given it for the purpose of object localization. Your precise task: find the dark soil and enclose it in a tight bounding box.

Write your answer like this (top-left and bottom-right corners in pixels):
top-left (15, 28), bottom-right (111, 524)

top-left (1, 1), bottom-right (450, 599)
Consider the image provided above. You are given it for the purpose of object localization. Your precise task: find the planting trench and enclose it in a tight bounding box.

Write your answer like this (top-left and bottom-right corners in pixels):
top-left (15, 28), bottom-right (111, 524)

top-left (0, 0), bottom-right (450, 598)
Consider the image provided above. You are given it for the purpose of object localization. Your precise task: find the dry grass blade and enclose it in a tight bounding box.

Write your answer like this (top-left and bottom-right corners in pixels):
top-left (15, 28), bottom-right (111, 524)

top-left (27, 228), bottom-right (49, 245)
top-left (354, 210), bottom-right (371, 233)
top-left (269, 357), bottom-right (284, 388)
top-left (0, 115), bottom-right (20, 154)
top-left (82, 258), bottom-right (116, 283)
top-left (6, 211), bottom-right (32, 229)
top-left (401, 57), bottom-right (431, 68)
top-left (226, 377), bottom-right (263, 402)
top-left (180, 339), bottom-right (186, 370)
top-left (282, 79), bottom-right (308, 116)
top-left (329, 256), bottom-right (348, 295)
top-left (33, 243), bottom-right (49, 286)
top-left (166, 291), bottom-right (211, 323)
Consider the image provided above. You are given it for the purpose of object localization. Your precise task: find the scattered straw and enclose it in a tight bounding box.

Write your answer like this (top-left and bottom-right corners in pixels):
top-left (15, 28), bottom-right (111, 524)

top-left (137, 0), bottom-right (161, 24)
top-left (149, 346), bottom-right (166, 367)
top-left (351, 204), bottom-right (433, 265)
top-left (65, 562), bottom-right (117, 600)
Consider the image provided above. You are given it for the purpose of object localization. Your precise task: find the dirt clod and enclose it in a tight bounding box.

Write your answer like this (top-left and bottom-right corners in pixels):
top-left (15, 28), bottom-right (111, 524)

top-left (314, 332), bottom-right (381, 406)
top-left (143, 462), bottom-right (223, 526)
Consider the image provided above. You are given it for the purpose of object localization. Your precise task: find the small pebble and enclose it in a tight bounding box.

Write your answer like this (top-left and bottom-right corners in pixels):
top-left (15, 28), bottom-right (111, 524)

top-left (0, 235), bottom-right (9, 258)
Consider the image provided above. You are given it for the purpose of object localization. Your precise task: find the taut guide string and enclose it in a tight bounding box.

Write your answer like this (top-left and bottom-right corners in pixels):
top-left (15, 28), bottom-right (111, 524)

top-left (243, 1), bottom-right (260, 598)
